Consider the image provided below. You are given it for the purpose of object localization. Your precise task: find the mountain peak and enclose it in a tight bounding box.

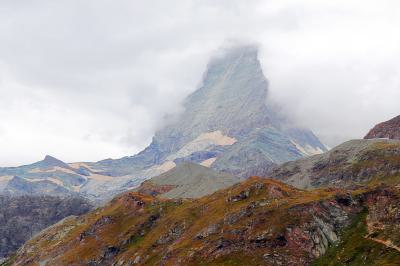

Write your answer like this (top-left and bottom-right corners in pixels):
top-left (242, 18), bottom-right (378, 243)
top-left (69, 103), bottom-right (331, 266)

top-left (208, 44), bottom-right (258, 67)
top-left (40, 155), bottom-right (69, 168)
top-left (91, 45), bottom-right (326, 181)
top-left (161, 44), bottom-right (271, 143)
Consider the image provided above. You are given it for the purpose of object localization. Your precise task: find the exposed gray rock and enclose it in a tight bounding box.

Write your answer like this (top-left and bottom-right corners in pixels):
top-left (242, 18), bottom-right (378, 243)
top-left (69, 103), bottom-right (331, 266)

top-left (0, 45), bottom-right (327, 202)
top-left (268, 139), bottom-right (400, 189)
top-left (86, 45), bottom-right (326, 197)
top-left (0, 195), bottom-right (92, 260)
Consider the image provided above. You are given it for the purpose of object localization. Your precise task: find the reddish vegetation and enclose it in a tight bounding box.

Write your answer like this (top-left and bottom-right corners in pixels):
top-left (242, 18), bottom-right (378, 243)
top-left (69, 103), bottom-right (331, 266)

top-left (365, 115), bottom-right (400, 140)
top-left (9, 176), bottom-right (394, 266)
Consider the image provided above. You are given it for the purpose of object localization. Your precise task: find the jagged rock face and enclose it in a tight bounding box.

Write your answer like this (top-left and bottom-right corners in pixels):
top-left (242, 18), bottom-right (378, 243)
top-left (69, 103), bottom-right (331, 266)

top-left (314, 187), bottom-right (400, 265)
top-left (88, 46), bottom-right (326, 194)
top-left (0, 46), bottom-right (326, 202)
top-left (268, 139), bottom-right (400, 189)
top-left (0, 195), bottom-right (92, 260)
top-left (365, 115), bottom-right (400, 140)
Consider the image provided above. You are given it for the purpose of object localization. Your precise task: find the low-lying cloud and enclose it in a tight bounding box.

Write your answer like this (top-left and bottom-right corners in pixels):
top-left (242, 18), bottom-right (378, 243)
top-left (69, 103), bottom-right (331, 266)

top-left (0, 0), bottom-right (399, 165)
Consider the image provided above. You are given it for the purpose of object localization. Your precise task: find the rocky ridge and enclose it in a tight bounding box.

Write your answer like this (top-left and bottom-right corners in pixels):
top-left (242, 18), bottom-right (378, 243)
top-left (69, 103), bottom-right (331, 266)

top-left (0, 155), bottom-right (142, 203)
top-left (268, 139), bottom-right (400, 189)
top-left (365, 115), bottom-right (400, 140)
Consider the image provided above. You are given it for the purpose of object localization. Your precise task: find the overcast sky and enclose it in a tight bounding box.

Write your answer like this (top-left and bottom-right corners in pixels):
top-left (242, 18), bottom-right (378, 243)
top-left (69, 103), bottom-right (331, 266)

top-left (0, 0), bottom-right (399, 166)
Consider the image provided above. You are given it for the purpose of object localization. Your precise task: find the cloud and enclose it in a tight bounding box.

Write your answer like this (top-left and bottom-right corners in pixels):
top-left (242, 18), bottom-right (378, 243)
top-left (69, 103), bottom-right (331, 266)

top-left (0, 0), bottom-right (399, 165)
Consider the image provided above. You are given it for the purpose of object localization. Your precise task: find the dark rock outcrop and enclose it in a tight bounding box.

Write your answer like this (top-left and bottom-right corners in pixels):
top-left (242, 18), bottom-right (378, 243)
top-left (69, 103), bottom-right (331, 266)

top-left (365, 115), bottom-right (400, 140)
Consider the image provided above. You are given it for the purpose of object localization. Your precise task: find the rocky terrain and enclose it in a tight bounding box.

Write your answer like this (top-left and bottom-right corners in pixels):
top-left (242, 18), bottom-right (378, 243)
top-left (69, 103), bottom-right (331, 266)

top-left (0, 195), bottom-right (92, 261)
top-left (3, 51), bottom-right (399, 266)
top-left (313, 186), bottom-right (400, 265)
top-left (4, 175), bottom-right (400, 266)
top-left (90, 46), bottom-right (326, 182)
top-left (135, 162), bottom-right (240, 199)
top-left (268, 139), bottom-right (400, 189)
top-left (365, 115), bottom-right (400, 140)
top-left (4, 122), bottom-right (400, 266)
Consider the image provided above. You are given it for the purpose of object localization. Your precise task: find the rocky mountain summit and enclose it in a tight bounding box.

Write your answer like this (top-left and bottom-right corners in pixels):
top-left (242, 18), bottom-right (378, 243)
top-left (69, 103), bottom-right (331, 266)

top-left (365, 115), bottom-right (400, 140)
top-left (91, 46), bottom-right (326, 179)
top-left (81, 45), bottom-right (326, 199)
top-left (0, 195), bottom-right (92, 261)
top-left (0, 46), bottom-right (326, 202)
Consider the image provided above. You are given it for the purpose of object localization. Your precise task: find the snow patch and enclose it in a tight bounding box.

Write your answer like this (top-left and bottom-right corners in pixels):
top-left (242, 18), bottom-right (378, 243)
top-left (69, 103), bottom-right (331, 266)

top-left (291, 140), bottom-right (324, 156)
top-left (200, 157), bottom-right (217, 167)
top-left (196, 131), bottom-right (237, 145)
top-left (29, 166), bottom-right (77, 175)
top-left (157, 161), bottom-right (177, 172)
top-left (168, 130), bottom-right (237, 160)
top-left (69, 162), bottom-right (96, 171)
top-left (87, 173), bottom-right (113, 181)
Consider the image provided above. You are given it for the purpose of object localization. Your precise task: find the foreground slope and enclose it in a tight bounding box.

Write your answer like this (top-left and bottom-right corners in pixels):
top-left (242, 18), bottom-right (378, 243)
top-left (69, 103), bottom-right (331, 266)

top-left (135, 162), bottom-right (240, 199)
top-left (5, 176), bottom-right (400, 266)
top-left (1, 178), bottom-right (353, 265)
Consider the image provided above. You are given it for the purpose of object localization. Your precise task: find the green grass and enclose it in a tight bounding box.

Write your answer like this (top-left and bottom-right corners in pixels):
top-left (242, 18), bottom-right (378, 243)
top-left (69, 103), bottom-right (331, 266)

top-left (312, 209), bottom-right (400, 266)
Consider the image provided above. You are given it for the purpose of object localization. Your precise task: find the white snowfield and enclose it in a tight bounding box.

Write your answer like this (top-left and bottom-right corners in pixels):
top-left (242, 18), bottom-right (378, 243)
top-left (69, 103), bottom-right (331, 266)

top-left (167, 130), bottom-right (237, 161)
